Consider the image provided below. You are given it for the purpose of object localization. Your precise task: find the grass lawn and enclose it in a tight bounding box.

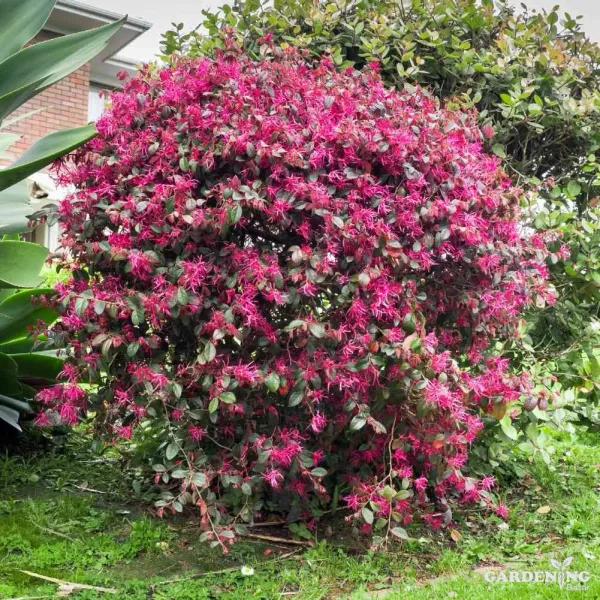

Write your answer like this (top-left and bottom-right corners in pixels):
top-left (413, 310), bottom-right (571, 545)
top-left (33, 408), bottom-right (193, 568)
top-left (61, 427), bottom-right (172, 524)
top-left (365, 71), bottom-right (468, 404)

top-left (0, 429), bottom-right (599, 599)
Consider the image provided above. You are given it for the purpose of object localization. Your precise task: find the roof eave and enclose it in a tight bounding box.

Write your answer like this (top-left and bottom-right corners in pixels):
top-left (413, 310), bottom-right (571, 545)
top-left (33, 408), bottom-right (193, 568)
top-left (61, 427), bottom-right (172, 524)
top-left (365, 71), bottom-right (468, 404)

top-left (45, 1), bottom-right (152, 87)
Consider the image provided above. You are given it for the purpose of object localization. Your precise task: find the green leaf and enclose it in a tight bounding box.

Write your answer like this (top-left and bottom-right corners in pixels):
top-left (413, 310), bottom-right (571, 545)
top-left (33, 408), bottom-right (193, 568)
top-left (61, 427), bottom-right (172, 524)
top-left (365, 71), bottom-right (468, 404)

top-left (491, 144), bottom-right (506, 159)
top-left (265, 372), bottom-right (280, 392)
top-left (227, 204), bottom-right (243, 225)
top-left (358, 272), bottom-right (370, 287)
top-left (0, 19), bottom-right (125, 123)
top-left (0, 287), bottom-right (57, 343)
top-left (74, 297), bottom-right (88, 316)
top-left (0, 393), bottom-right (32, 413)
top-left (499, 415), bottom-right (518, 440)
top-left (284, 319), bottom-right (304, 331)
top-left (192, 472), bottom-right (207, 487)
top-left (0, 0), bottom-right (56, 63)
top-left (391, 526), bottom-right (409, 540)
top-left (127, 341), bottom-right (140, 358)
top-left (166, 442), bottom-right (179, 461)
top-left (172, 382), bottom-right (183, 399)
top-left (11, 352), bottom-right (63, 383)
top-left (0, 405), bottom-right (21, 431)
top-left (288, 390), bottom-right (303, 407)
top-left (526, 423), bottom-right (539, 444)
top-left (0, 336), bottom-right (40, 354)
top-left (0, 125), bottom-right (96, 192)
top-left (310, 468), bottom-right (327, 477)
top-left (402, 313), bottom-right (416, 334)
top-left (361, 506), bottom-right (374, 524)
top-left (0, 240), bottom-right (47, 289)
top-left (0, 351), bottom-right (20, 395)
top-left (308, 322), bottom-right (325, 338)
top-left (208, 397), bottom-right (219, 413)
top-left (177, 286), bottom-right (188, 305)
top-left (203, 341), bottom-right (216, 363)
top-left (566, 180), bottom-right (581, 198)
top-left (131, 305), bottom-right (145, 326)
top-left (332, 215), bottom-right (344, 229)
top-left (349, 415), bottom-right (367, 431)
top-left (0, 180), bottom-right (34, 235)
top-left (589, 355), bottom-right (600, 379)
top-left (220, 391), bottom-right (236, 404)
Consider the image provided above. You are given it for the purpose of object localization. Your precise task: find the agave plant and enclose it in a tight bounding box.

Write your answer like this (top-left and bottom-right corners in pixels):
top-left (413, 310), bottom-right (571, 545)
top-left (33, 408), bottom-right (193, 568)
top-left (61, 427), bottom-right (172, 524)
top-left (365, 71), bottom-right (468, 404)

top-left (0, 0), bottom-right (123, 429)
top-left (0, 285), bottom-right (62, 431)
top-left (0, 234), bottom-right (62, 430)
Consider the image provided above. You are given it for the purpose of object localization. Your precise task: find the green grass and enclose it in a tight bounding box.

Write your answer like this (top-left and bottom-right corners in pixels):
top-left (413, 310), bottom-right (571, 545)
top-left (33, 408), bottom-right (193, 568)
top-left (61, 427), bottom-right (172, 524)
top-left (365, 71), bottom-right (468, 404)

top-left (0, 430), bottom-right (599, 599)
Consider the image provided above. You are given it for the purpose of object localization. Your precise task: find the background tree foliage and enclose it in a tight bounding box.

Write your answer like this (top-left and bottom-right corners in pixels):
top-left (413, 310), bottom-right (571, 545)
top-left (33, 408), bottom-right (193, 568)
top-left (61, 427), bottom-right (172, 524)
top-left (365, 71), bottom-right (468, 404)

top-left (161, 0), bottom-right (600, 439)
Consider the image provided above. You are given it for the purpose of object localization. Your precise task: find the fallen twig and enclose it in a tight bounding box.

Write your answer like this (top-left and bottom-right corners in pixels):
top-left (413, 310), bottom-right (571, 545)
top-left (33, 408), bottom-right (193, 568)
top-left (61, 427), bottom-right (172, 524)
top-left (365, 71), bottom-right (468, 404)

top-left (241, 537), bottom-right (293, 551)
top-left (183, 520), bottom-right (286, 532)
top-left (70, 483), bottom-right (108, 494)
top-left (243, 532), bottom-right (315, 547)
top-left (18, 570), bottom-right (118, 594)
top-left (154, 564), bottom-right (242, 585)
top-left (31, 521), bottom-right (79, 543)
top-left (249, 521), bottom-right (287, 528)
top-left (4, 596), bottom-right (52, 600)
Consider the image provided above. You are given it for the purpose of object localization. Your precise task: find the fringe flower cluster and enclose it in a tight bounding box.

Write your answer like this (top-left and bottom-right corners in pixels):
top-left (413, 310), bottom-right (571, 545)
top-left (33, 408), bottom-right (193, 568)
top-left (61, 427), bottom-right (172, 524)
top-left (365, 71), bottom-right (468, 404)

top-left (41, 41), bottom-right (553, 549)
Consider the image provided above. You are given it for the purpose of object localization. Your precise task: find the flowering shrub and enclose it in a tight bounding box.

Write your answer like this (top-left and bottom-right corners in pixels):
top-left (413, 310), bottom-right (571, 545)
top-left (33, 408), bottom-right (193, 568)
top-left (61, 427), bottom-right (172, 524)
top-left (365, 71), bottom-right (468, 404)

top-left (41, 41), bottom-right (554, 549)
top-left (169, 0), bottom-right (597, 475)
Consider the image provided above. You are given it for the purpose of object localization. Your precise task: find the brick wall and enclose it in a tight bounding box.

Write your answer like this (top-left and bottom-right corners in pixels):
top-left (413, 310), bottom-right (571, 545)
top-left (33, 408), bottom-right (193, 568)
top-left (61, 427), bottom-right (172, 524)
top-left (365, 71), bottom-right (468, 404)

top-left (1, 31), bottom-right (91, 164)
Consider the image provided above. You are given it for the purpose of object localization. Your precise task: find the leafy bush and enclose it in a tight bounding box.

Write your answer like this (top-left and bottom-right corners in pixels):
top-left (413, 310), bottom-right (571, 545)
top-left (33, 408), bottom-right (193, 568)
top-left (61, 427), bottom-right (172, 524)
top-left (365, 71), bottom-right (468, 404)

top-left (164, 0), bottom-right (600, 444)
top-left (41, 43), bottom-right (553, 548)
top-left (524, 206), bottom-right (600, 432)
